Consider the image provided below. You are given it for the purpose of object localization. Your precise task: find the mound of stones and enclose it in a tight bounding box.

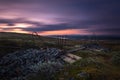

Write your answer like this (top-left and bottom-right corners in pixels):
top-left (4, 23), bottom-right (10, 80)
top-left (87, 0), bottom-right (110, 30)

top-left (81, 43), bottom-right (109, 52)
top-left (0, 48), bottom-right (64, 80)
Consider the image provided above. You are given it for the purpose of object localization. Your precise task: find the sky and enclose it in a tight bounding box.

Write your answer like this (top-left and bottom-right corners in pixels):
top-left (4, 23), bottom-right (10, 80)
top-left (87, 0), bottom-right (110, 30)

top-left (0, 0), bottom-right (120, 36)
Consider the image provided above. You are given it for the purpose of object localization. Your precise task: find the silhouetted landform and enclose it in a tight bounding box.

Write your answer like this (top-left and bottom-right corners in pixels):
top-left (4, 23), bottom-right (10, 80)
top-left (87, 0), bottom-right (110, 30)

top-left (49, 35), bottom-right (120, 40)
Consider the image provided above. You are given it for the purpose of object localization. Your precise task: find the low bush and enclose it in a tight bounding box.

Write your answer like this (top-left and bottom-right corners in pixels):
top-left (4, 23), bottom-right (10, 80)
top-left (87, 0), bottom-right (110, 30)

top-left (111, 52), bottom-right (120, 66)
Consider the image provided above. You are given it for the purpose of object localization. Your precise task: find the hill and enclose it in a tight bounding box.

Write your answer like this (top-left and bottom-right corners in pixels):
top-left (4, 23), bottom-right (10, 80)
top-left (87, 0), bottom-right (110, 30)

top-left (0, 32), bottom-right (120, 80)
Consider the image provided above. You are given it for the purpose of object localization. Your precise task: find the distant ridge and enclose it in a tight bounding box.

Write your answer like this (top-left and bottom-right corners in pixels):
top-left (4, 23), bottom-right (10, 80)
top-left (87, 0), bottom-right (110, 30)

top-left (48, 35), bottom-right (120, 40)
top-left (0, 32), bottom-right (120, 40)
top-left (0, 32), bottom-right (42, 40)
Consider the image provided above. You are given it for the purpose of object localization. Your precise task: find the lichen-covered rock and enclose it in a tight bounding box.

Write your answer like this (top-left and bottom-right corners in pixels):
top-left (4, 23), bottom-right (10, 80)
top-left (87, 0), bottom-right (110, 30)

top-left (0, 48), bottom-right (64, 80)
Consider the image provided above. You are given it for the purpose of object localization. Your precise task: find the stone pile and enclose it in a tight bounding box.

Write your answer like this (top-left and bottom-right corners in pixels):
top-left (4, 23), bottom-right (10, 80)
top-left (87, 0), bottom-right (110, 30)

top-left (81, 43), bottom-right (109, 52)
top-left (0, 48), bottom-right (64, 80)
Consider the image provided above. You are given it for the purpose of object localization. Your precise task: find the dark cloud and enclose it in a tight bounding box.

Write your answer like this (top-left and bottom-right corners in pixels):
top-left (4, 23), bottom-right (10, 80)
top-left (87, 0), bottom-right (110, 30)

top-left (7, 23), bottom-right (15, 26)
top-left (89, 28), bottom-right (120, 35)
top-left (0, 18), bottom-right (43, 26)
top-left (0, 17), bottom-right (120, 36)
top-left (23, 24), bottom-right (79, 32)
top-left (1, 23), bottom-right (87, 32)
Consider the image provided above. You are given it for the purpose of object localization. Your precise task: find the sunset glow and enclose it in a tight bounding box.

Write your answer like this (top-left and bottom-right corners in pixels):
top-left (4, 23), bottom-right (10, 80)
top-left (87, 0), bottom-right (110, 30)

top-left (39, 29), bottom-right (90, 36)
top-left (14, 23), bottom-right (33, 28)
top-left (4, 29), bottom-right (30, 34)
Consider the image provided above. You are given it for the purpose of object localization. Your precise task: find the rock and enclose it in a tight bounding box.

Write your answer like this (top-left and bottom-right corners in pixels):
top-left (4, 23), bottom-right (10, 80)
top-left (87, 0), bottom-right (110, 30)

top-left (0, 48), bottom-right (64, 80)
top-left (77, 72), bottom-right (89, 78)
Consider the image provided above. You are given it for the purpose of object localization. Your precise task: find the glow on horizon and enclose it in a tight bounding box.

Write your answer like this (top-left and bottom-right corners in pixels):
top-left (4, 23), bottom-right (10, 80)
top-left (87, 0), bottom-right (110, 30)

top-left (0, 28), bottom-right (91, 35)
top-left (4, 29), bottom-right (30, 34)
top-left (0, 23), bottom-right (33, 29)
top-left (38, 29), bottom-right (90, 36)
top-left (0, 23), bottom-right (91, 35)
top-left (14, 23), bottom-right (33, 28)
top-left (0, 23), bottom-right (31, 33)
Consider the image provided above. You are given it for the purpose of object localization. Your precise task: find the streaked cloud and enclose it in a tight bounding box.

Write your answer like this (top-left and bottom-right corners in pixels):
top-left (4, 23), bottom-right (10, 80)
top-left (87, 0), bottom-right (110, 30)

top-left (0, 0), bottom-right (120, 35)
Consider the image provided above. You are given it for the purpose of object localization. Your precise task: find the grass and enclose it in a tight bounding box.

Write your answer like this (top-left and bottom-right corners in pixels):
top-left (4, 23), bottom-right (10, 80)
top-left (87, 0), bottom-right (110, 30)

top-left (54, 48), bottom-right (120, 80)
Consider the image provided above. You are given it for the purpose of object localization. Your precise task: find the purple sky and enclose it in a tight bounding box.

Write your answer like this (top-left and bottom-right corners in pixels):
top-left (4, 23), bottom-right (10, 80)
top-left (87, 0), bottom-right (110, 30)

top-left (0, 0), bottom-right (120, 35)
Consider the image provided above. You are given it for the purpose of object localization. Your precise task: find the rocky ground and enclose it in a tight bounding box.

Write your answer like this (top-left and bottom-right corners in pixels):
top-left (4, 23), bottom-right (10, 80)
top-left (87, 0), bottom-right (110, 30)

top-left (0, 48), bottom-right (64, 80)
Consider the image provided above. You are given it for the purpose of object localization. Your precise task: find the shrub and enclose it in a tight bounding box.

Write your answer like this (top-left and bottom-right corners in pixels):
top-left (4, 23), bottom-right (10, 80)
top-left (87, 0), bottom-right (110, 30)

top-left (111, 52), bottom-right (120, 66)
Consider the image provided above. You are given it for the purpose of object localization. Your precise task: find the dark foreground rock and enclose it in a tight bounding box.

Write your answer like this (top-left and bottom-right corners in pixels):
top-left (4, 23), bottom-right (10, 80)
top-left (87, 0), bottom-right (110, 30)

top-left (0, 48), bottom-right (64, 80)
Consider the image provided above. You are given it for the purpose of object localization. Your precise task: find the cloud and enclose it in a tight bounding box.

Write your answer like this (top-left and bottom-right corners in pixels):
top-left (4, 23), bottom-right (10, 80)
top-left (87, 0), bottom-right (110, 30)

top-left (0, 17), bottom-right (120, 36)
top-left (0, 18), bottom-right (43, 26)
top-left (1, 22), bottom-right (88, 32)
top-left (0, 0), bottom-right (120, 35)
